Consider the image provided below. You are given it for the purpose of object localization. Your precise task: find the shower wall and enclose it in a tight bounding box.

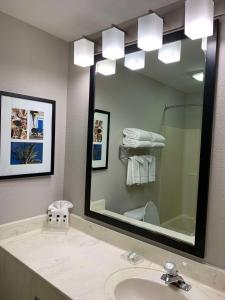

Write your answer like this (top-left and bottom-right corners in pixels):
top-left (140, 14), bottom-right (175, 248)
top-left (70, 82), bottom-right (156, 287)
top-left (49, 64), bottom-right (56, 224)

top-left (159, 92), bottom-right (203, 224)
top-left (159, 113), bottom-right (185, 223)
top-left (181, 93), bottom-right (203, 219)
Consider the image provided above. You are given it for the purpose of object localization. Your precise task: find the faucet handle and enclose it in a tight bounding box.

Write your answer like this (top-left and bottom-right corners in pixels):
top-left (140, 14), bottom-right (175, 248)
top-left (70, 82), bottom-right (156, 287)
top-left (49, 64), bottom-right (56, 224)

top-left (163, 261), bottom-right (177, 276)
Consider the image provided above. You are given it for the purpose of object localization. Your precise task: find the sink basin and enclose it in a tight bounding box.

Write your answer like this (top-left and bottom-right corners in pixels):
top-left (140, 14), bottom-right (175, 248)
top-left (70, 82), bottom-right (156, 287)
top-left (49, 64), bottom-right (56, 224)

top-left (105, 267), bottom-right (216, 300)
top-left (115, 278), bottom-right (188, 300)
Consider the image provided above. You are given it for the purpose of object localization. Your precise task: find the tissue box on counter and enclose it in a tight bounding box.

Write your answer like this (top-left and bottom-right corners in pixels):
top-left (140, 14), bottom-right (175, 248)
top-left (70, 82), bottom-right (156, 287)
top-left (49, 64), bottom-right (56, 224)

top-left (47, 200), bottom-right (73, 227)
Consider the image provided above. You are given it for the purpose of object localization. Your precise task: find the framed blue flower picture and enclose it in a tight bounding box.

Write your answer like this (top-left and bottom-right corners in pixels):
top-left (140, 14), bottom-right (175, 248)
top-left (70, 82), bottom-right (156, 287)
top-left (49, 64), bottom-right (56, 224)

top-left (92, 109), bottom-right (110, 170)
top-left (0, 91), bottom-right (55, 179)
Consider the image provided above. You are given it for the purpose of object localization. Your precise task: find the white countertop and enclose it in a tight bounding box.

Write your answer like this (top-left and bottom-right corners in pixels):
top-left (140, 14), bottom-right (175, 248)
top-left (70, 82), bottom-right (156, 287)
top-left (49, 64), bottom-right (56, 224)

top-left (0, 224), bottom-right (225, 300)
top-left (0, 227), bottom-right (147, 299)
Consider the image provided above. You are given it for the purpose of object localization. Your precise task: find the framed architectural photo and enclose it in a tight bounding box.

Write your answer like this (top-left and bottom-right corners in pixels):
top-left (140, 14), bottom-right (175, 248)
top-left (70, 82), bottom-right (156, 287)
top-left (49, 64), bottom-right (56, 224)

top-left (92, 109), bottom-right (110, 170)
top-left (0, 91), bottom-right (55, 179)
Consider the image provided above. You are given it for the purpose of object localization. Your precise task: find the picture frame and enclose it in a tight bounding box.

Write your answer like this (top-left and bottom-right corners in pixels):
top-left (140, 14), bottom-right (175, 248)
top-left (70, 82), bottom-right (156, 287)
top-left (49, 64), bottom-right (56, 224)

top-left (92, 109), bottom-right (110, 170)
top-left (0, 91), bottom-right (56, 179)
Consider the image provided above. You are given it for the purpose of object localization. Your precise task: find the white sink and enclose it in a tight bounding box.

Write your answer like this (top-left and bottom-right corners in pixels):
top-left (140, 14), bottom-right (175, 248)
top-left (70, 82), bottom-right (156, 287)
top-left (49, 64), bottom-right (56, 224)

top-left (115, 278), bottom-right (188, 300)
top-left (105, 267), bottom-right (220, 300)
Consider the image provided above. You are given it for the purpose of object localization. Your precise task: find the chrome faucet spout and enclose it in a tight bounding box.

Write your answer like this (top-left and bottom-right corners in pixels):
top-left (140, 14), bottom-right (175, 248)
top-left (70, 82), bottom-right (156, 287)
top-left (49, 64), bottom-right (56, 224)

top-left (161, 262), bottom-right (192, 292)
top-left (163, 274), bottom-right (184, 284)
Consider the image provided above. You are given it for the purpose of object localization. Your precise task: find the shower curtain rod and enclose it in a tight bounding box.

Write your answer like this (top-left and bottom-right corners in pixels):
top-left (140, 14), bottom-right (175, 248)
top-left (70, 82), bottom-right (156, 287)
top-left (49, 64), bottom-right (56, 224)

top-left (164, 104), bottom-right (202, 111)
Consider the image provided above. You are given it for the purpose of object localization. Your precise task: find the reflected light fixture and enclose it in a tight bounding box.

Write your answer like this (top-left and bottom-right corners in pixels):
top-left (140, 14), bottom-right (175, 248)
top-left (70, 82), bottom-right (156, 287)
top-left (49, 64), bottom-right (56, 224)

top-left (158, 41), bottom-right (181, 64)
top-left (74, 38), bottom-right (94, 67)
top-left (192, 72), bottom-right (204, 82)
top-left (185, 0), bottom-right (214, 40)
top-left (201, 37), bottom-right (208, 52)
top-left (102, 27), bottom-right (124, 60)
top-left (96, 59), bottom-right (116, 76)
top-left (138, 13), bottom-right (163, 52)
top-left (124, 51), bottom-right (145, 70)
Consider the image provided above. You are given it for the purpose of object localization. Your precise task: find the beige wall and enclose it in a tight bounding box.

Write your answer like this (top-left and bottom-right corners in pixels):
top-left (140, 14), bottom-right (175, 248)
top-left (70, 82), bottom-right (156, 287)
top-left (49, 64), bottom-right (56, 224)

top-left (63, 44), bottom-right (90, 217)
top-left (64, 16), bottom-right (225, 270)
top-left (0, 12), bottom-right (69, 224)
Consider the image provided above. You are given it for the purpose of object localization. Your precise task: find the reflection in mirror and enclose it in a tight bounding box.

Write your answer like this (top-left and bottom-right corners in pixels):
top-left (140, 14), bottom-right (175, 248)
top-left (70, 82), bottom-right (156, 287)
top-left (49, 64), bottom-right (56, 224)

top-left (90, 37), bottom-right (206, 246)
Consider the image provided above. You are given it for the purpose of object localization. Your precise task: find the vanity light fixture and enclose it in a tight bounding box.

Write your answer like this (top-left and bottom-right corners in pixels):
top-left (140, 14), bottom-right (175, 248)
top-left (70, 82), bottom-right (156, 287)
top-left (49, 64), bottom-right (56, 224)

top-left (201, 37), bottom-right (208, 52)
top-left (192, 72), bottom-right (204, 82)
top-left (124, 51), bottom-right (145, 70)
top-left (102, 27), bottom-right (125, 60)
top-left (185, 0), bottom-right (214, 40)
top-left (158, 41), bottom-right (182, 64)
top-left (74, 38), bottom-right (94, 67)
top-left (138, 13), bottom-right (163, 52)
top-left (96, 59), bottom-right (116, 76)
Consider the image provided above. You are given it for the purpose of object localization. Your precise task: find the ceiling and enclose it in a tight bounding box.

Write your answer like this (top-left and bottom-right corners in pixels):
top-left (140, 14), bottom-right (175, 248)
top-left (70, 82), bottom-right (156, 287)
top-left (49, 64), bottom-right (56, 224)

top-left (117, 38), bottom-right (205, 94)
top-left (0, 0), bottom-right (180, 41)
top-left (138, 38), bottom-right (205, 93)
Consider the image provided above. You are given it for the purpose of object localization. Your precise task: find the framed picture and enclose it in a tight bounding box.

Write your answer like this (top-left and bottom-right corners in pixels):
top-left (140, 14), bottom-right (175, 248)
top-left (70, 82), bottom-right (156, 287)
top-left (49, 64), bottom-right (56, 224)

top-left (92, 109), bottom-right (110, 170)
top-left (0, 91), bottom-right (55, 179)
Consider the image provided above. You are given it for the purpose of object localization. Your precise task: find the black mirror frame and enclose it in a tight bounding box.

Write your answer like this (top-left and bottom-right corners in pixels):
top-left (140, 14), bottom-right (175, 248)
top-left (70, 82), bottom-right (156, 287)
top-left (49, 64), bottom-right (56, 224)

top-left (85, 21), bottom-right (219, 258)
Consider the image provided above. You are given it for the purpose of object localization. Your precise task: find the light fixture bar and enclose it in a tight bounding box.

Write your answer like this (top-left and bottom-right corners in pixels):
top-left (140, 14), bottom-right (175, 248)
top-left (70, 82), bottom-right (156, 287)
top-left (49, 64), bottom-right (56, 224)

top-left (185, 0), bottom-right (214, 40)
top-left (138, 13), bottom-right (163, 52)
top-left (74, 38), bottom-right (94, 67)
top-left (102, 27), bottom-right (125, 60)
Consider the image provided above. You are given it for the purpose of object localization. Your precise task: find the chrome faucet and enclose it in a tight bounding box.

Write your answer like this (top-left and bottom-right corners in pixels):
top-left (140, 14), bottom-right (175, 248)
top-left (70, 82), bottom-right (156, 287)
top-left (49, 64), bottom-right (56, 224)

top-left (161, 262), bottom-right (192, 291)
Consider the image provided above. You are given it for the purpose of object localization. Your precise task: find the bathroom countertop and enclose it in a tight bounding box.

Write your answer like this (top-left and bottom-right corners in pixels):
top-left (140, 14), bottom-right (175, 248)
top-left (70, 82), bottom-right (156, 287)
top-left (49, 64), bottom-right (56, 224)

top-left (0, 223), bottom-right (225, 300)
top-left (0, 226), bottom-right (149, 300)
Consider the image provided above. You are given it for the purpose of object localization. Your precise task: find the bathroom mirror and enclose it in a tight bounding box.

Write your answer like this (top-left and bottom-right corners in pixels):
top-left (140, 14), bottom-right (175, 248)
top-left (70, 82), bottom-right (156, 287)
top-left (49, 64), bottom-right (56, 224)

top-left (85, 25), bottom-right (218, 258)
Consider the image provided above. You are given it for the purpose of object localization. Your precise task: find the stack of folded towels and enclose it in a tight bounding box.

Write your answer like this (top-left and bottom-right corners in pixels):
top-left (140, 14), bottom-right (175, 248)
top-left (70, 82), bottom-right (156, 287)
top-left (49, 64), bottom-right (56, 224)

top-left (123, 128), bottom-right (165, 148)
top-left (127, 155), bottom-right (156, 185)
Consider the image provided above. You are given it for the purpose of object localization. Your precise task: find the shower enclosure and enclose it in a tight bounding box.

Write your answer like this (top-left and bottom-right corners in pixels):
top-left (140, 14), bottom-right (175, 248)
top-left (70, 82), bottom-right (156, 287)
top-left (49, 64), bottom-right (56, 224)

top-left (159, 101), bottom-right (203, 236)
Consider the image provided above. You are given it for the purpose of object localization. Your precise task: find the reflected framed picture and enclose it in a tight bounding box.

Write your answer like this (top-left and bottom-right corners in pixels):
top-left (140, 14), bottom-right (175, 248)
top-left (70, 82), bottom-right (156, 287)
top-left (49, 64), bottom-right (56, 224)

top-left (92, 109), bottom-right (110, 170)
top-left (0, 91), bottom-right (55, 179)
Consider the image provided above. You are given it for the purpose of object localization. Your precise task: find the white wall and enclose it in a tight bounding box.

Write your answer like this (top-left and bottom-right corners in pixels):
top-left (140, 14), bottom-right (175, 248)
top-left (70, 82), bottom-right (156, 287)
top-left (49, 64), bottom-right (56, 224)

top-left (0, 12), bottom-right (69, 224)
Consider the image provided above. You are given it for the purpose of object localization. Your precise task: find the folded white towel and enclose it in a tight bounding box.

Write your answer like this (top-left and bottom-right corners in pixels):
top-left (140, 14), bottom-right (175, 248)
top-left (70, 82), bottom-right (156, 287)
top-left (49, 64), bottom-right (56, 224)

top-left (126, 155), bottom-right (156, 185)
top-left (127, 156), bottom-right (142, 185)
top-left (145, 155), bottom-right (156, 182)
top-left (123, 128), bottom-right (165, 142)
top-left (134, 156), bottom-right (147, 184)
top-left (123, 137), bottom-right (165, 148)
top-left (127, 157), bottom-right (134, 185)
top-left (140, 157), bottom-right (149, 184)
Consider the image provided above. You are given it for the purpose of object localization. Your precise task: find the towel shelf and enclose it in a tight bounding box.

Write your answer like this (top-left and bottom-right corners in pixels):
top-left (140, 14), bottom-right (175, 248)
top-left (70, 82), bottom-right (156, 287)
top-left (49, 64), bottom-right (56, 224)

top-left (119, 145), bottom-right (162, 160)
top-left (119, 145), bottom-right (131, 160)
